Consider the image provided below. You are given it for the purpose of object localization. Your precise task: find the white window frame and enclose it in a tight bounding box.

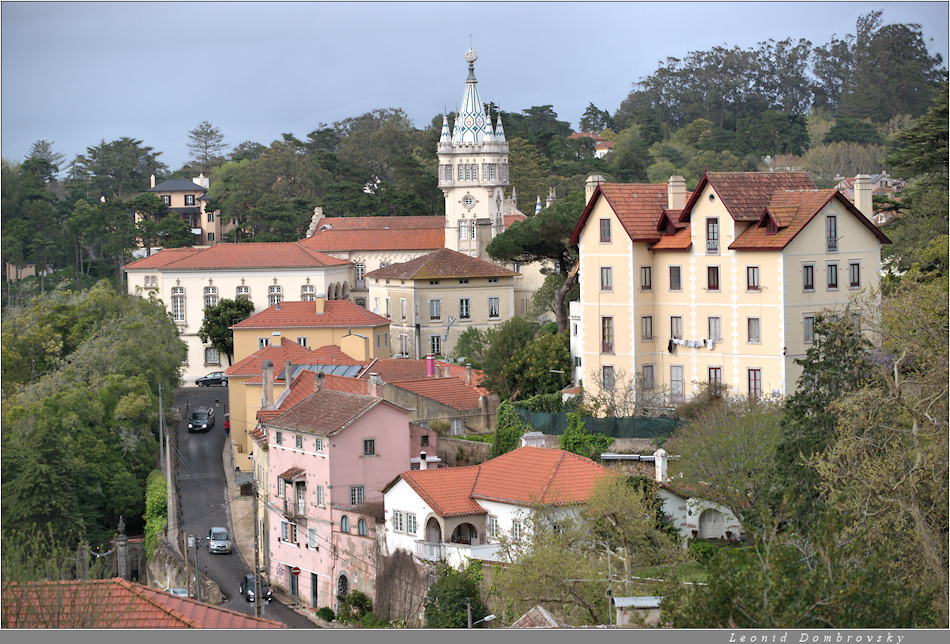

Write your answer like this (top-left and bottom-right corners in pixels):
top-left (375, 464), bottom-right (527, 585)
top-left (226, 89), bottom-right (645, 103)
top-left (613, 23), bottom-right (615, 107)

top-left (430, 335), bottom-right (442, 355)
top-left (308, 527), bottom-right (319, 550)
top-left (459, 297), bottom-right (471, 319)
top-left (301, 284), bottom-right (316, 301)
top-left (429, 298), bottom-right (441, 321)
top-left (393, 510), bottom-right (404, 533)
top-left (316, 485), bottom-right (325, 507)
top-left (708, 316), bottom-right (722, 342)
top-left (488, 296), bottom-right (500, 319)
top-left (641, 316), bottom-right (653, 341)
top-left (236, 285), bottom-right (250, 300)
top-left (268, 285), bottom-right (283, 306)
top-left (670, 316), bottom-right (683, 340)
top-left (669, 265), bottom-right (682, 291)
top-left (171, 287), bottom-right (186, 322)
top-left (204, 346), bottom-right (220, 365)
top-left (747, 317), bottom-right (761, 344)
top-left (350, 486), bottom-right (364, 506)
top-left (407, 513), bottom-right (417, 536)
top-left (670, 365), bottom-right (685, 403)
top-left (747, 266), bottom-right (760, 292)
top-left (599, 218), bottom-right (611, 243)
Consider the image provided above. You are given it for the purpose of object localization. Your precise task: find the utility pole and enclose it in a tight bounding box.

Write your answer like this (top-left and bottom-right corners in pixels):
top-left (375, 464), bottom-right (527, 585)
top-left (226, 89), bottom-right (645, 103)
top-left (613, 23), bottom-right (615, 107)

top-left (253, 478), bottom-right (262, 619)
top-left (193, 534), bottom-right (201, 603)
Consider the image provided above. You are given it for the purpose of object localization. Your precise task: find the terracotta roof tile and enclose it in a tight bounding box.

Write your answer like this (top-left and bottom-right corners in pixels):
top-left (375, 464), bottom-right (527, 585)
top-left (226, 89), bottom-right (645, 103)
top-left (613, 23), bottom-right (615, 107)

top-left (389, 377), bottom-right (485, 411)
top-left (396, 466), bottom-right (485, 516)
top-left (301, 216), bottom-right (444, 252)
top-left (231, 300), bottom-right (390, 330)
top-left (683, 172), bottom-right (816, 223)
top-left (1, 578), bottom-right (285, 628)
top-left (650, 226), bottom-right (693, 251)
top-left (225, 340), bottom-right (313, 378)
top-left (266, 389), bottom-right (388, 435)
top-left (125, 248), bottom-right (203, 270)
top-left (360, 358), bottom-right (486, 387)
top-left (128, 242), bottom-right (349, 271)
top-left (364, 248), bottom-right (518, 280)
top-left (569, 183), bottom-right (669, 244)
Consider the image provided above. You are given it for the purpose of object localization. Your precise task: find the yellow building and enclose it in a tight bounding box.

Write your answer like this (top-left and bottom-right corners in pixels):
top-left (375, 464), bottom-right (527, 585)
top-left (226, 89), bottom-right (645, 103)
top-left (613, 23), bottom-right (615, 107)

top-left (145, 175), bottom-right (228, 246)
top-left (569, 172), bottom-right (890, 405)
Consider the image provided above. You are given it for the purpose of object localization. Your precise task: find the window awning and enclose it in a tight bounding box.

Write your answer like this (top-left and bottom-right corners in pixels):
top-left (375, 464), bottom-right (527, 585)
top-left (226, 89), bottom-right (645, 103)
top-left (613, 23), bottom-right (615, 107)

top-left (278, 466), bottom-right (305, 482)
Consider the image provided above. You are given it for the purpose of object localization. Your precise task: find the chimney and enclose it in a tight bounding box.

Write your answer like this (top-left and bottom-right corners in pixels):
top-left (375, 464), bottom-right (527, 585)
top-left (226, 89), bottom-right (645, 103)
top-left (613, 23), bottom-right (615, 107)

top-left (667, 175), bottom-right (688, 210)
top-left (466, 364), bottom-right (472, 385)
top-left (854, 173), bottom-right (873, 218)
top-left (314, 294), bottom-right (325, 315)
top-left (420, 451), bottom-right (427, 470)
top-left (367, 373), bottom-right (381, 398)
top-left (585, 175), bottom-right (605, 203)
top-left (284, 359), bottom-right (292, 392)
top-left (262, 360), bottom-right (274, 408)
top-left (313, 370), bottom-right (325, 392)
top-left (150, 174), bottom-right (156, 189)
top-left (426, 354), bottom-right (435, 377)
top-left (654, 448), bottom-right (668, 484)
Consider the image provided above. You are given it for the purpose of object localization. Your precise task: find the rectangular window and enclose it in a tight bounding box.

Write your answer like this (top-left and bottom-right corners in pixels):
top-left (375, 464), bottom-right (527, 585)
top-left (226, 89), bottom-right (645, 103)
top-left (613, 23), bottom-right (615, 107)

top-left (747, 317), bottom-right (761, 343)
top-left (671, 316), bottom-right (683, 340)
top-left (275, 431), bottom-right (282, 446)
top-left (301, 284), bottom-right (315, 301)
top-left (268, 285), bottom-right (282, 306)
top-left (429, 299), bottom-right (441, 320)
top-left (488, 296), bottom-right (500, 318)
top-left (599, 218), bottom-right (611, 243)
top-left (747, 266), bottom-right (760, 292)
top-left (295, 434), bottom-right (303, 449)
top-left (171, 287), bottom-right (185, 322)
top-left (708, 316), bottom-right (722, 342)
top-left (407, 513), bottom-right (417, 535)
top-left (203, 286), bottom-right (218, 309)
top-left (511, 520), bottom-right (522, 541)
top-left (350, 486), bottom-right (364, 506)
top-left (459, 298), bottom-right (470, 319)
top-left (641, 316), bottom-right (653, 341)
top-left (640, 266), bottom-right (652, 291)
top-left (803, 314), bottom-right (815, 344)
top-left (826, 214), bottom-right (838, 252)
top-left (458, 165), bottom-right (464, 181)
top-left (207, 232), bottom-right (214, 242)
top-left (207, 212), bottom-right (215, 223)
top-left (803, 265), bottom-right (815, 291)
top-left (401, 298), bottom-right (407, 319)
top-left (602, 365), bottom-right (615, 390)
top-left (601, 317), bottom-right (614, 354)
top-left (308, 528), bottom-right (319, 550)
top-left (236, 285), bottom-right (250, 300)
top-left (185, 195), bottom-right (195, 206)
top-left (296, 336), bottom-right (308, 348)
top-left (488, 516), bottom-right (498, 539)
top-left (393, 510), bottom-right (404, 533)
top-left (707, 266), bottom-right (720, 292)
top-left (706, 218), bottom-right (720, 254)
top-left (430, 335), bottom-right (442, 355)
top-left (399, 333), bottom-right (410, 356)
top-left (355, 263), bottom-right (365, 285)
top-left (642, 364), bottom-right (655, 390)
top-left (709, 366), bottom-right (722, 386)
top-left (385, 297), bottom-right (391, 318)
top-left (421, 434), bottom-right (429, 447)
top-left (748, 368), bottom-right (762, 398)
top-left (315, 438), bottom-right (323, 452)
top-left (259, 337), bottom-right (270, 350)
top-left (670, 365), bottom-right (685, 403)
top-left (849, 262), bottom-right (861, 288)
top-left (600, 266), bottom-right (612, 291)
top-left (669, 265), bottom-right (682, 291)
top-left (204, 347), bottom-right (219, 365)
top-left (161, 195), bottom-right (171, 205)
top-left (316, 486), bottom-right (324, 507)
top-left (459, 221), bottom-right (469, 240)
top-left (827, 263), bottom-right (839, 290)
top-left (363, 439), bottom-right (375, 456)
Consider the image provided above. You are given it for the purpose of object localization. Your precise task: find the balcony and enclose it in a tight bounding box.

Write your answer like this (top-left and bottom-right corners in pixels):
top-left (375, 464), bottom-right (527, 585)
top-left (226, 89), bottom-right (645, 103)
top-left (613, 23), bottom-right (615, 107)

top-left (415, 541), bottom-right (445, 562)
top-left (282, 497), bottom-right (306, 520)
top-left (601, 342), bottom-right (613, 354)
top-left (826, 237), bottom-right (838, 253)
top-left (414, 541), bottom-right (502, 566)
top-left (353, 279), bottom-right (366, 291)
top-left (706, 240), bottom-right (719, 255)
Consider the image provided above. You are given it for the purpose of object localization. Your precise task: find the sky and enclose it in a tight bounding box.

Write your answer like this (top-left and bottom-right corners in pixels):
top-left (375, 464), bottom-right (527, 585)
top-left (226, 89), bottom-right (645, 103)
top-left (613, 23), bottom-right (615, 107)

top-left (2, 1), bottom-right (948, 173)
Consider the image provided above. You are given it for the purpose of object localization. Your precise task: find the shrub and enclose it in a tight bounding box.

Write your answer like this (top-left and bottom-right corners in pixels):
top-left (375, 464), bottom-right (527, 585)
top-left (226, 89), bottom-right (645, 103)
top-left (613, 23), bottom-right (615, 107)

top-left (143, 471), bottom-right (167, 555)
top-left (429, 419), bottom-right (450, 435)
top-left (360, 612), bottom-right (389, 628)
top-left (338, 590), bottom-right (372, 622)
top-left (316, 606), bottom-right (335, 622)
top-left (689, 540), bottom-right (718, 564)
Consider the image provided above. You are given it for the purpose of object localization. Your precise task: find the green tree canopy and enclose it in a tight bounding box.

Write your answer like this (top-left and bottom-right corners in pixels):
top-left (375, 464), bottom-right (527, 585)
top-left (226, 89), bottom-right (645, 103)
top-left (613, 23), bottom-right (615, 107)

top-left (197, 298), bottom-right (256, 365)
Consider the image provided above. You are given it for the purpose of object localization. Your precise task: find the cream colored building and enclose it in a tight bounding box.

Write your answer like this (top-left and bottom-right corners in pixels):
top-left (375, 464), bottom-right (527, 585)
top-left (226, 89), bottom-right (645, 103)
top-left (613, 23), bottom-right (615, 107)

top-left (569, 172), bottom-right (890, 405)
top-left (124, 243), bottom-right (352, 382)
top-left (145, 175), bottom-right (228, 246)
top-left (364, 248), bottom-right (518, 359)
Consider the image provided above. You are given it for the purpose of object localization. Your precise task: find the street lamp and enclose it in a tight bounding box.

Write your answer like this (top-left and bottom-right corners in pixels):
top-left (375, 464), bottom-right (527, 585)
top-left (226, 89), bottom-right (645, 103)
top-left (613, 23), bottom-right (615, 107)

top-left (467, 598), bottom-right (495, 628)
top-left (550, 369), bottom-right (565, 390)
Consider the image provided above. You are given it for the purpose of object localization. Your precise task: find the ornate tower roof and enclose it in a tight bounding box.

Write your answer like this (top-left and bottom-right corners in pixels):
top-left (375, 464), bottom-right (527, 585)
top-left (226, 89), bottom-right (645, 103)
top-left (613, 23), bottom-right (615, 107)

top-left (451, 48), bottom-right (500, 145)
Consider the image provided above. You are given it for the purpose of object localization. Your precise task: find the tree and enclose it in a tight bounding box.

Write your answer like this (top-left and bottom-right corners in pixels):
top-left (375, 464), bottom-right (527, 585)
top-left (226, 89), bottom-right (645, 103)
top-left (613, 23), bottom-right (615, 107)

top-left (489, 401), bottom-right (533, 458)
top-left (558, 413), bottom-right (613, 459)
top-left (449, 327), bottom-right (493, 367)
top-left (501, 331), bottom-right (571, 401)
top-left (579, 103), bottom-right (612, 132)
top-left (187, 121), bottom-right (228, 174)
top-left (27, 140), bottom-right (66, 172)
top-left (423, 564), bottom-right (487, 628)
top-left (823, 117), bottom-right (883, 146)
top-left (487, 191), bottom-right (585, 333)
top-left (67, 137), bottom-right (168, 201)
top-left (477, 317), bottom-right (540, 400)
top-left (197, 298), bottom-right (255, 366)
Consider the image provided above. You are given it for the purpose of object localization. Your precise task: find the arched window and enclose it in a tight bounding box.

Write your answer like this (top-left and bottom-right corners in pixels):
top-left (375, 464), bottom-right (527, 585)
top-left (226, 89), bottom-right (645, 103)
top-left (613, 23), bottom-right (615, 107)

top-left (337, 574), bottom-right (348, 598)
top-left (340, 515), bottom-right (349, 533)
top-left (357, 519), bottom-right (367, 536)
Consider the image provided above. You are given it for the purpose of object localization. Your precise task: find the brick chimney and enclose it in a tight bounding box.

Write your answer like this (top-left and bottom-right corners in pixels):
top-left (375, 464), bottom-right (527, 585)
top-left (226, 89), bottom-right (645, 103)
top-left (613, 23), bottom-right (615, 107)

top-left (667, 175), bottom-right (688, 210)
top-left (420, 451), bottom-right (427, 470)
top-left (367, 373), bottom-right (381, 398)
top-left (854, 174), bottom-right (873, 218)
top-left (654, 448), bottom-right (668, 484)
top-left (262, 360), bottom-right (274, 408)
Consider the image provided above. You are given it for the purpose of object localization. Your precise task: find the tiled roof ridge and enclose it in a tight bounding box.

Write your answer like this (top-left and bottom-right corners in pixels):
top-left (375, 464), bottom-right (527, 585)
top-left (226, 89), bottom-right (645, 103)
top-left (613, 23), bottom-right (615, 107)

top-left (540, 450), bottom-right (569, 503)
top-left (121, 579), bottom-right (202, 628)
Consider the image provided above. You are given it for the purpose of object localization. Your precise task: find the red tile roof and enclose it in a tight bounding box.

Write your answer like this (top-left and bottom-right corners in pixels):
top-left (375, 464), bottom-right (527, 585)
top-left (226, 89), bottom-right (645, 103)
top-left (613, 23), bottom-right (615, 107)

top-left (225, 339), bottom-right (313, 378)
top-left (1, 578), bottom-right (285, 628)
top-left (364, 248), bottom-right (518, 280)
top-left (125, 248), bottom-right (202, 270)
top-left (682, 172), bottom-right (817, 223)
top-left (361, 358), bottom-right (485, 386)
top-left (231, 300), bottom-right (390, 330)
top-left (267, 389), bottom-right (395, 435)
top-left (294, 344), bottom-right (367, 366)
top-left (650, 226), bottom-right (693, 251)
top-left (569, 183), bottom-right (669, 244)
top-left (127, 242), bottom-right (349, 270)
top-left (301, 216), bottom-right (444, 252)
top-left (504, 213), bottom-right (527, 228)
top-left (386, 447), bottom-right (613, 516)
top-left (390, 376), bottom-right (485, 411)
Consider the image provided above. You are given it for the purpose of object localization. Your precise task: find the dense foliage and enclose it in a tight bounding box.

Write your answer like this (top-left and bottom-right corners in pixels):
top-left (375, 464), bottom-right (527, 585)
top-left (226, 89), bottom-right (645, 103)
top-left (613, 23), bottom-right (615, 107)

top-left (423, 564), bottom-right (488, 628)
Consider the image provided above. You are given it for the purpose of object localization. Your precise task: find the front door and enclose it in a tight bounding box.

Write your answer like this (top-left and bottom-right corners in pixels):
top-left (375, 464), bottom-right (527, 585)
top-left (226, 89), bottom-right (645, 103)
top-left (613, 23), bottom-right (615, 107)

top-left (289, 571), bottom-right (299, 598)
top-left (310, 572), bottom-right (318, 608)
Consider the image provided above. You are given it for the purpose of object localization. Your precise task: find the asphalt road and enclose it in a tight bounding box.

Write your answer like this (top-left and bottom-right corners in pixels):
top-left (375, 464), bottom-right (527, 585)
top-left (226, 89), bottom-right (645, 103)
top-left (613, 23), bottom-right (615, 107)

top-left (173, 386), bottom-right (316, 628)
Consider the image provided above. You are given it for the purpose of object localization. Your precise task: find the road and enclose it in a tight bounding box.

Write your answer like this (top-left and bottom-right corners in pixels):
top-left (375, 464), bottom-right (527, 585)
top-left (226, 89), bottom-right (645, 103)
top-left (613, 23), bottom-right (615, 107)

top-left (173, 386), bottom-right (316, 628)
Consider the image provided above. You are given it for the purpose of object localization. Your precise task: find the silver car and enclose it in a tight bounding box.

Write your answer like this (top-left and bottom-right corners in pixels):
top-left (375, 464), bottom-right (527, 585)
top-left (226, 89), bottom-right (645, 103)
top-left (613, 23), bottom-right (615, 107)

top-left (206, 527), bottom-right (232, 554)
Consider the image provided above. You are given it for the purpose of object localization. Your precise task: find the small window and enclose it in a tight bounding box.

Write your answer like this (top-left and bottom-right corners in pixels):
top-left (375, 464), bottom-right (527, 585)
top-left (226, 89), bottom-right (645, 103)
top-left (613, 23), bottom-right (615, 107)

top-left (301, 284), bottom-right (316, 301)
top-left (358, 519), bottom-right (368, 536)
top-left (849, 262), bottom-right (861, 288)
top-left (827, 263), bottom-right (839, 290)
top-left (429, 299), bottom-right (441, 321)
top-left (511, 520), bottom-right (522, 541)
top-left (207, 232), bottom-right (214, 242)
top-left (407, 513), bottom-right (416, 535)
top-left (316, 486), bottom-right (325, 507)
top-left (385, 297), bottom-right (391, 318)
top-left (393, 511), bottom-right (404, 532)
top-left (706, 218), bottom-right (720, 254)
top-left (308, 527), bottom-right (319, 549)
top-left (275, 431), bottom-right (283, 445)
top-left (297, 336), bottom-right (309, 348)
top-left (295, 435), bottom-right (302, 449)
top-left (161, 195), bottom-right (171, 206)
top-left (669, 266), bottom-right (682, 291)
top-left (203, 287), bottom-right (218, 309)
top-left (599, 218), bottom-right (611, 243)
top-left (602, 365), bottom-right (615, 390)
top-left (708, 316), bottom-right (722, 342)
top-left (207, 212), bottom-right (215, 223)
top-left (642, 364), bottom-right (655, 390)
top-left (641, 316), bottom-right (653, 341)
top-left (766, 217), bottom-right (777, 234)
top-left (268, 285), bottom-right (282, 306)
top-left (748, 368), bottom-right (762, 398)
top-left (421, 434), bottom-right (429, 447)
top-left (803, 315), bottom-right (815, 344)
top-left (707, 266), bottom-right (720, 292)
top-left (204, 347), bottom-right (220, 365)
top-left (601, 317), bottom-right (614, 354)
top-left (363, 439), bottom-right (376, 456)
top-left (341, 516), bottom-right (350, 533)
top-left (747, 317), bottom-right (761, 344)
top-left (747, 266), bottom-right (760, 291)
top-left (671, 316), bottom-right (683, 340)
top-left (459, 298), bottom-right (471, 319)
top-left (600, 266), bottom-right (613, 291)
top-left (236, 285), bottom-right (250, 300)
top-left (430, 335), bottom-right (442, 356)
top-left (350, 486), bottom-right (364, 506)
top-left (185, 195), bottom-right (196, 206)
top-left (803, 265), bottom-right (815, 291)
top-left (315, 438), bottom-right (323, 452)
top-left (640, 266), bottom-right (652, 291)
top-left (259, 337), bottom-right (270, 350)
top-left (488, 296), bottom-right (500, 318)
top-left (709, 366), bottom-right (722, 386)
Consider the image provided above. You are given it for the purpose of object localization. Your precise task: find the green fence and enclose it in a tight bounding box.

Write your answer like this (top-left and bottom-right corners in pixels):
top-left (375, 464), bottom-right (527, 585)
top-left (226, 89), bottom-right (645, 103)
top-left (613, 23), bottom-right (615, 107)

top-left (513, 408), bottom-right (681, 439)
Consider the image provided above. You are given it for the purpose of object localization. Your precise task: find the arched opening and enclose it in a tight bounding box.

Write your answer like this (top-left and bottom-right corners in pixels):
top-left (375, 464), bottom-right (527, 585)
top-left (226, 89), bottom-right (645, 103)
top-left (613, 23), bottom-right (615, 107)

top-left (340, 515), bottom-right (349, 534)
top-left (327, 283), bottom-right (336, 300)
top-left (425, 517), bottom-right (442, 543)
top-left (450, 523), bottom-right (478, 545)
top-left (342, 282), bottom-right (350, 299)
top-left (357, 519), bottom-right (367, 536)
top-left (337, 573), bottom-right (348, 598)
top-left (698, 509), bottom-right (725, 539)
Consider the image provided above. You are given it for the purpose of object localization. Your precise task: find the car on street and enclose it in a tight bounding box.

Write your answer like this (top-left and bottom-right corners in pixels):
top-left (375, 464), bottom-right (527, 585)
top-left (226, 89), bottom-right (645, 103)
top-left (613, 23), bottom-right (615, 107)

top-left (196, 371), bottom-right (228, 387)
top-left (188, 407), bottom-right (215, 432)
top-left (239, 574), bottom-right (273, 603)
top-left (165, 588), bottom-right (194, 598)
top-left (206, 527), bottom-right (232, 554)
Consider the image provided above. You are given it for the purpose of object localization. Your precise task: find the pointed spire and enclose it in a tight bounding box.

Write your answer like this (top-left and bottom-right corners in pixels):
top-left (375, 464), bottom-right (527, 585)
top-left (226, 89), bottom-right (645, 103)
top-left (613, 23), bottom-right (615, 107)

top-left (452, 48), bottom-right (494, 145)
top-left (440, 115), bottom-right (451, 143)
top-left (494, 115), bottom-right (506, 142)
top-left (535, 196), bottom-right (542, 215)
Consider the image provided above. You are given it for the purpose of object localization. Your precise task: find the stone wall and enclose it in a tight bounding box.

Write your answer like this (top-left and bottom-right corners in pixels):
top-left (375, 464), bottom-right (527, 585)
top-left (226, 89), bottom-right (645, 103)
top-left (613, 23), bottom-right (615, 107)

top-left (436, 436), bottom-right (491, 467)
top-left (146, 535), bottom-right (224, 604)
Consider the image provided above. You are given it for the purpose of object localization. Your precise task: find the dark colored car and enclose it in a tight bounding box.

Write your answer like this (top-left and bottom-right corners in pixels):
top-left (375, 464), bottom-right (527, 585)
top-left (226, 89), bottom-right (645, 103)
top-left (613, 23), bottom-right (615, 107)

top-left (187, 407), bottom-right (215, 432)
top-left (196, 371), bottom-right (228, 387)
top-left (240, 574), bottom-right (272, 603)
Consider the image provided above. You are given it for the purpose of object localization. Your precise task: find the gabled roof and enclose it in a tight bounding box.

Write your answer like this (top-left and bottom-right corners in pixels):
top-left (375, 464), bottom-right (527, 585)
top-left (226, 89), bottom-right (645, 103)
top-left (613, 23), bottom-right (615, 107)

top-left (729, 190), bottom-right (891, 250)
top-left (301, 216), bottom-right (444, 252)
top-left (126, 243), bottom-right (349, 271)
top-left (364, 248), bottom-right (518, 280)
top-left (294, 344), bottom-right (367, 366)
top-left (149, 179), bottom-right (207, 193)
top-left (230, 300), bottom-right (390, 330)
top-left (384, 447), bottom-right (613, 517)
top-left (225, 339), bottom-right (314, 378)
top-left (125, 248), bottom-right (203, 270)
top-left (360, 358), bottom-right (484, 385)
top-left (1, 578), bottom-right (284, 628)
top-left (679, 172), bottom-right (816, 223)
top-left (569, 183), bottom-right (669, 245)
top-left (389, 376), bottom-right (486, 411)
top-left (266, 389), bottom-right (397, 435)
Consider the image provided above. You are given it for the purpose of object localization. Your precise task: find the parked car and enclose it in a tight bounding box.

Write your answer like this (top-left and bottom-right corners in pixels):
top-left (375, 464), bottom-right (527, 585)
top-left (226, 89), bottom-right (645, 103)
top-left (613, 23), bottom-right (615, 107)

top-left (239, 574), bottom-right (273, 603)
top-left (188, 407), bottom-right (215, 432)
top-left (206, 527), bottom-right (232, 554)
top-left (165, 588), bottom-right (194, 598)
top-left (196, 371), bottom-right (228, 387)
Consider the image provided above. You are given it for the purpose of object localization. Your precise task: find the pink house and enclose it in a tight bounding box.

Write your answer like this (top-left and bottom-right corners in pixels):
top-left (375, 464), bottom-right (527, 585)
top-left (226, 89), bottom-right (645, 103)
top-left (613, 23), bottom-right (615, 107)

top-left (264, 378), bottom-right (437, 612)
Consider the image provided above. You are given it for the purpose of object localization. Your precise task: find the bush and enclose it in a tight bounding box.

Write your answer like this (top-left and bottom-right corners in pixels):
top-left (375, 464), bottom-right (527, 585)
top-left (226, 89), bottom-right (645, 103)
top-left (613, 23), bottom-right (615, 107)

top-left (338, 590), bottom-right (372, 622)
top-left (316, 606), bottom-right (335, 622)
top-left (689, 540), bottom-right (718, 564)
top-left (360, 612), bottom-right (389, 628)
top-left (143, 471), bottom-right (167, 555)
top-left (429, 420), bottom-right (450, 435)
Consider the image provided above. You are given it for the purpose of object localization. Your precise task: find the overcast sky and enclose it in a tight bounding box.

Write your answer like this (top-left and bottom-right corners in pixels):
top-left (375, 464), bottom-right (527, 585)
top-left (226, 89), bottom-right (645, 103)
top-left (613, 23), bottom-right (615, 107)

top-left (2, 1), bottom-right (948, 173)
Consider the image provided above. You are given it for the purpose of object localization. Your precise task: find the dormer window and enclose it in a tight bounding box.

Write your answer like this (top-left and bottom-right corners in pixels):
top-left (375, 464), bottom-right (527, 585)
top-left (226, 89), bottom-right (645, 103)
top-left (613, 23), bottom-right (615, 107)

top-left (666, 221), bottom-right (676, 235)
top-left (766, 218), bottom-right (777, 234)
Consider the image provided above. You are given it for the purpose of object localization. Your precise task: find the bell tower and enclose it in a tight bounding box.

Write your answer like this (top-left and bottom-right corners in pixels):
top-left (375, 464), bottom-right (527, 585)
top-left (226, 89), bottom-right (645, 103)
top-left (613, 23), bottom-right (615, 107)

top-left (437, 48), bottom-right (509, 258)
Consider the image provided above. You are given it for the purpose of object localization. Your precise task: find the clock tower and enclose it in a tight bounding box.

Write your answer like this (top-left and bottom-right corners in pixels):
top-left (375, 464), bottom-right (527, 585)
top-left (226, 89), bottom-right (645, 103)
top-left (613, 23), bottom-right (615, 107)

top-left (437, 48), bottom-right (509, 259)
